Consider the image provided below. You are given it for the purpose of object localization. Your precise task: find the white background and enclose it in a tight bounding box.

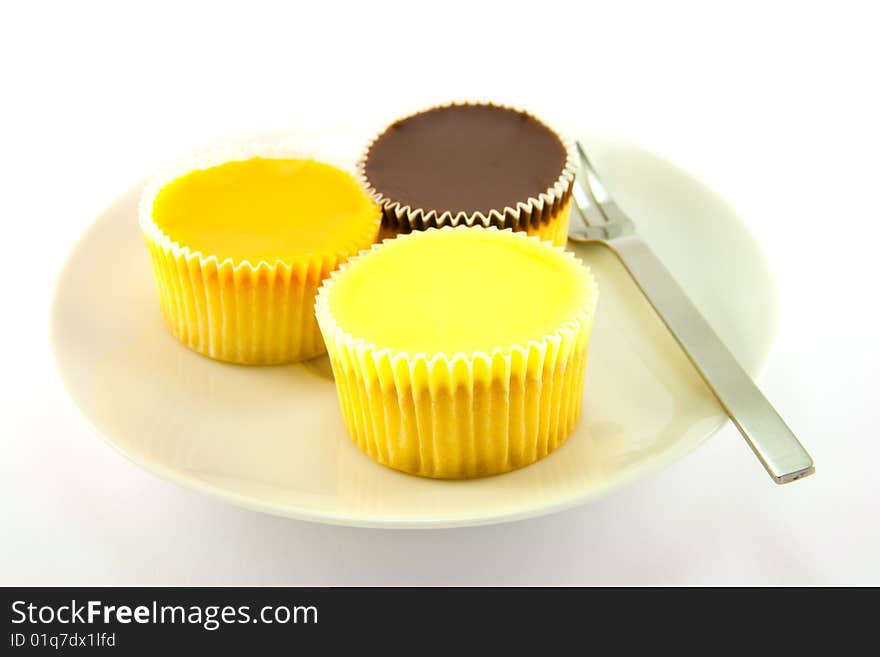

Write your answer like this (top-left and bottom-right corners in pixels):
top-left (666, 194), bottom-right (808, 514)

top-left (2, 0), bottom-right (878, 585)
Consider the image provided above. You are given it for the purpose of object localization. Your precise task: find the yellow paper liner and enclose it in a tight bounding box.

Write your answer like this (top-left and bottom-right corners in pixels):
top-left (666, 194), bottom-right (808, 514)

top-left (139, 143), bottom-right (382, 364)
top-left (357, 101), bottom-right (578, 247)
top-left (315, 226), bottom-right (599, 478)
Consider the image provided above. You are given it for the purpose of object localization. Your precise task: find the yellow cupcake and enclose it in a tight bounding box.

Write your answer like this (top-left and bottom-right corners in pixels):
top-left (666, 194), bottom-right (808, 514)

top-left (139, 145), bottom-right (381, 364)
top-left (315, 226), bottom-right (598, 478)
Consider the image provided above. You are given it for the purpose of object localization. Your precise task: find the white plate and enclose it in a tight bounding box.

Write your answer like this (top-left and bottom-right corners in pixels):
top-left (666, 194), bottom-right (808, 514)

top-left (50, 124), bottom-right (777, 528)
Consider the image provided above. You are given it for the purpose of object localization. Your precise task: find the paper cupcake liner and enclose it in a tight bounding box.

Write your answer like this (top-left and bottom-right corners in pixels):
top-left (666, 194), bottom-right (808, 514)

top-left (315, 226), bottom-right (598, 478)
top-left (139, 142), bottom-right (382, 365)
top-left (356, 101), bottom-right (578, 247)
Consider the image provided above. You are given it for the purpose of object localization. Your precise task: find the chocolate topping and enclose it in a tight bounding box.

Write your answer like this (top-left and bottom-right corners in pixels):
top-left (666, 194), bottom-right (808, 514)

top-left (363, 104), bottom-right (568, 219)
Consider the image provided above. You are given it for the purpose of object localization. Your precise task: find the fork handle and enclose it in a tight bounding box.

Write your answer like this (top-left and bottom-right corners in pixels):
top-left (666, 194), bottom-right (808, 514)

top-left (607, 234), bottom-right (814, 484)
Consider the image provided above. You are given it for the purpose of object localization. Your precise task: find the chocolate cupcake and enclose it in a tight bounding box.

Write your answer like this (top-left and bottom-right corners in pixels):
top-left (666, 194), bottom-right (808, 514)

top-left (358, 102), bottom-right (577, 246)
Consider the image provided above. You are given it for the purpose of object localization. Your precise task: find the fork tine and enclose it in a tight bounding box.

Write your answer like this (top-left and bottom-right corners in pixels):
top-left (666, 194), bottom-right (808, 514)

top-left (576, 140), bottom-right (600, 177)
top-left (576, 141), bottom-right (635, 233)
top-left (571, 146), bottom-right (607, 228)
top-left (571, 180), bottom-right (596, 228)
top-left (576, 141), bottom-right (612, 214)
top-left (568, 155), bottom-right (613, 242)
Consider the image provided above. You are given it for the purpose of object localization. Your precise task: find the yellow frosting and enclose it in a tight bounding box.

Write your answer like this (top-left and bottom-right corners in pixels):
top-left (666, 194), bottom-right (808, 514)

top-left (328, 228), bottom-right (585, 356)
top-left (151, 157), bottom-right (379, 263)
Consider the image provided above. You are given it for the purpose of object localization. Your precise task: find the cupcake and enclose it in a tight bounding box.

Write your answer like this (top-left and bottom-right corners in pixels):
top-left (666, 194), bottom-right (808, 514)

top-left (315, 226), bottom-right (598, 478)
top-left (358, 102), bottom-right (577, 246)
top-left (139, 145), bottom-right (381, 364)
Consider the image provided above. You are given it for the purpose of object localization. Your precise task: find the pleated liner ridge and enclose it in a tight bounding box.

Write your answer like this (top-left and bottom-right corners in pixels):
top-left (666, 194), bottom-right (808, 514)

top-left (139, 143), bottom-right (382, 365)
top-left (315, 226), bottom-right (599, 479)
top-left (356, 101), bottom-right (579, 247)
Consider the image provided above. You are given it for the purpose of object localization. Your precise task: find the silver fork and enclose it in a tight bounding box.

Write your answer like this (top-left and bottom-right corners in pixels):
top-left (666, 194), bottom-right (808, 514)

top-left (570, 141), bottom-right (814, 484)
